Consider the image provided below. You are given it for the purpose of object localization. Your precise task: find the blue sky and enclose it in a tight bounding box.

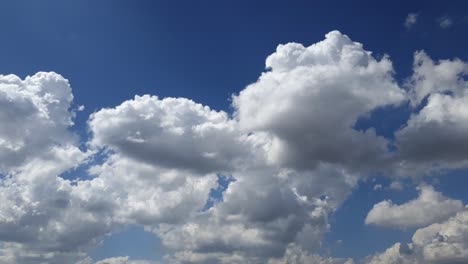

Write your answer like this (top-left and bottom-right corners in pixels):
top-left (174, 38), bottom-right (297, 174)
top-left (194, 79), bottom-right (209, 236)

top-left (1, 1), bottom-right (468, 263)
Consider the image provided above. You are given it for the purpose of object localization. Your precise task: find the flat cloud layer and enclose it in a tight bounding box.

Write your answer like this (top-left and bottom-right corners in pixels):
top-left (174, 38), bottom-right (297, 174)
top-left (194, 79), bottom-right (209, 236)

top-left (0, 31), bottom-right (468, 264)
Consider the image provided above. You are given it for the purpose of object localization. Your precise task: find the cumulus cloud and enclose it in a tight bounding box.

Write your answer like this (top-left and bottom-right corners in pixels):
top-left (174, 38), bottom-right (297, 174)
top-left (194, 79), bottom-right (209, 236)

top-left (156, 164), bottom-right (358, 263)
top-left (89, 95), bottom-right (258, 174)
top-left (233, 30), bottom-right (406, 171)
top-left (0, 72), bottom-right (79, 171)
top-left (406, 51), bottom-right (467, 106)
top-left (365, 185), bottom-right (463, 229)
top-left (404, 13), bottom-right (419, 29)
top-left (394, 51), bottom-right (468, 174)
top-left (1, 30), bottom-right (468, 264)
top-left (267, 245), bottom-right (354, 264)
top-left (366, 243), bottom-right (416, 264)
top-left (367, 209), bottom-right (468, 263)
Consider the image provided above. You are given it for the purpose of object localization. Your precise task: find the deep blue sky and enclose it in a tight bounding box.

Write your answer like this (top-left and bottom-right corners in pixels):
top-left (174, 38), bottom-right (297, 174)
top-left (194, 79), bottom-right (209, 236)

top-left (1, 0), bottom-right (467, 261)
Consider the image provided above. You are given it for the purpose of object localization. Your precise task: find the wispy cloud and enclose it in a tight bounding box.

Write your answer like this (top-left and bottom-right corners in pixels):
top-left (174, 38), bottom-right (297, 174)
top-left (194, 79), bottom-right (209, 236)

top-left (438, 15), bottom-right (453, 28)
top-left (404, 13), bottom-right (419, 29)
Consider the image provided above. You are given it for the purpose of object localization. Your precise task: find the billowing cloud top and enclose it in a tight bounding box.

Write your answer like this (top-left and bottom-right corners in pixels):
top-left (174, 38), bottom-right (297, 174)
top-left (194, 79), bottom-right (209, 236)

top-left (234, 31), bottom-right (405, 170)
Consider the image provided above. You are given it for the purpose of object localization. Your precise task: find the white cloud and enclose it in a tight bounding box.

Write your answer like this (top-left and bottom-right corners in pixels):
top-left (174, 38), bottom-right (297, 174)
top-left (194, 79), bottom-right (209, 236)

top-left (89, 95), bottom-right (259, 174)
top-left (267, 245), bottom-right (355, 264)
top-left (366, 243), bottom-right (416, 264)
top-left (0, 72), bottom-right (79, 172)
top-left (84, 31), bottom-right (390, 263)
top-left (1, 30), bottom-right (468, 264)
top-left (406, 51), bottom-right (467, 106)
top-left (404, 13), bottom-right (419, 29)
top-left (233, 30), bottom-right (406, 171)
top-left (87, 154), bottom-right (217, 226)
top-left (437, 16), bottom-right (453, 29)
top-left (367, 209), bottom-right (468, 263)
top-left (156, 164), bottom-right (357, 263)
top-left (389, 181), bottom-right (404, 191)
top-left (92, 256), bottom-right (161, 264)
top-left (394, 51), bottom-right (468, 174)
top-left (365, 185), bottom-right (463, 229)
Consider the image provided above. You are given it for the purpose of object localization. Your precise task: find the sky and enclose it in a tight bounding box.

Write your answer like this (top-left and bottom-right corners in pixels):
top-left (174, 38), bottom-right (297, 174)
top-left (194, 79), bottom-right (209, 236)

top-left (0, 1), bottom-right (468, 263)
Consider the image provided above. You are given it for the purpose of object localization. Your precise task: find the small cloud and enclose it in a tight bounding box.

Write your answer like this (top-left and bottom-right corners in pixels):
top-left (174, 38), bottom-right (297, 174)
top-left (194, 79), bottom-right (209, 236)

top-left (77, 105), bottom-right (85, 111)
top-left (373, 184), bottom-right (383, 191)
top-left (389, 181), bottom-right (404, 191)
top-left (365, 185), bottom-right (464, 229)
top-left (404, 13), bottom-right (419, 29)
top-left (438, 15), bottom-right (453, 29)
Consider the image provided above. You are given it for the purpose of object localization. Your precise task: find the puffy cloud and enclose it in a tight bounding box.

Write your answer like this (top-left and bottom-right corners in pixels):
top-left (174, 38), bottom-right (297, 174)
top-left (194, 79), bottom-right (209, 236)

top-left (155, 163), bottom-right (358, 263)
top-left (366, 243), bottom-right (416, 264)
top-left (367, 209), bottom-right (468, 263)
top-left (267, 245), bottom-right (355, 264)
top-left (0, 72), bottom-right (78, 172)
top-left (365, 185), bottom-right (463, 229)
top-left (406, 51), bottom-right (467, 106)
top-left (404, 13), bottom-right (419, 29)
top-left (2, 31), bottom-right (468, 264)
top-left (395, 52), bottom-right (468, 173)
top-left (412, 209), bottom-right (468, 263)
top-left (89, 95), bottom-right (259, 174)
top-left (85, 31), bottom-right (383, 263)
top-left (233, 30), bottom-right (406, 171)
top-left (86, 154), bottom-right (217, 226)
top-left (0, 72), bottom-right (102, 264)
top-left (0, 84), bottom-right (220, 263)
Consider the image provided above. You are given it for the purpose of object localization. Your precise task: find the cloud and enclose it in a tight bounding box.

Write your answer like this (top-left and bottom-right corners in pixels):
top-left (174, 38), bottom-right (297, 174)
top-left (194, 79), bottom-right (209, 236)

top-left (0, 72), bottom-right (79, 172)
top-left (89, 95), bottom-right (259, 174)
top-left (267, 245), bottom-right (355, 264)
top-left (1, 30), bottom-right (468, 264)
top-left (404, 13), bottom-right (419, 29)
top-left (85, 31), bottom-right (394, 263)
top-left (394, 51), bottom-right (468, 174)
top-left (406, 51), bottom-right (467, 107)
top-left (389, 181), bottom-right (404, 191)
top-left (156, 164), bottom-right (358, 263)
top-left (367, 209), bottom-right (468, 263)
top-left (366, 243), bottom-right (416, 264)
top-left (233, 30), bottom-right (405, 171)
top-left (92, 256), bottom-right (161, 264)
top-left (365, 185), bottom-right (463, 229)
top-left (437, 16), bottom-right (453, 29)
top-left (87, 154), bottom-right (217, 226)
top-left (0, 73), bottom-right (100, 264)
